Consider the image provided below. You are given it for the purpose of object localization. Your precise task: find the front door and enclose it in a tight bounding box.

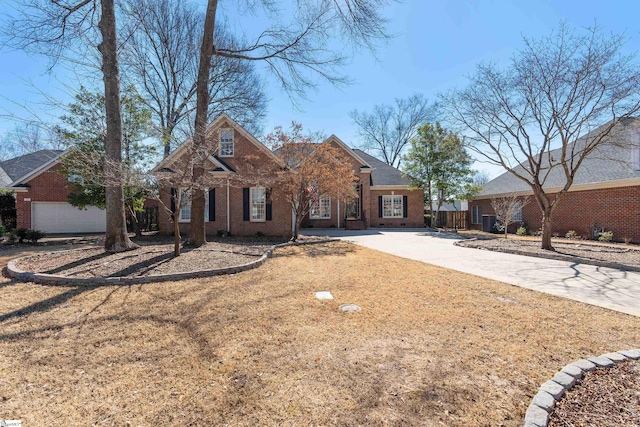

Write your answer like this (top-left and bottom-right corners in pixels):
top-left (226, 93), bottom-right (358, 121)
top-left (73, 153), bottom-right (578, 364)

top-left (344, 183), bottom-right (361, 220)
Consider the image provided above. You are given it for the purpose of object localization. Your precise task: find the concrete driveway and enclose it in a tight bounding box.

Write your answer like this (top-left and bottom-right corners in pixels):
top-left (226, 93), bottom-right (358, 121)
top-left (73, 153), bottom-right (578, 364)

top-left (302, 229), bottom-right (640, 317)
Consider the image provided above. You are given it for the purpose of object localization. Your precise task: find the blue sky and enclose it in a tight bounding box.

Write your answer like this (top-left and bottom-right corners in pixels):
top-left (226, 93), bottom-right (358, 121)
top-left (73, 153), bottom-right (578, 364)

top-left (1, 0), bottom-right (640, 176)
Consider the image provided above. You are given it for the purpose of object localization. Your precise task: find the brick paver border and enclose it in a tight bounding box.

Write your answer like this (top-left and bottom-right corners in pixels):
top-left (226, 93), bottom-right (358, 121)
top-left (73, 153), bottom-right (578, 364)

top-left (524, 349), bottom-right (640, 427)
top-left (6, 239), bottom-right (337, 286)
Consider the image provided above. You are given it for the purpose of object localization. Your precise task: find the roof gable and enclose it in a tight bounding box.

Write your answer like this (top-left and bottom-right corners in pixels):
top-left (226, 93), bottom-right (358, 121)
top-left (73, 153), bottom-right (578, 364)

top-left (0, 149), bottom-right (64, 186)
top-left (322, 135), bottom-right (372, 168)
top-left (152, 113), bottom-right (285, 173)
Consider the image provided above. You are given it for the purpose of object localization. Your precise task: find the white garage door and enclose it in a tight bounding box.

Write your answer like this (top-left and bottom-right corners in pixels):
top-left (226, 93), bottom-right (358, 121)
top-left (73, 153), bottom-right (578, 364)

top-left (32, 202), bottom-right (106, 234)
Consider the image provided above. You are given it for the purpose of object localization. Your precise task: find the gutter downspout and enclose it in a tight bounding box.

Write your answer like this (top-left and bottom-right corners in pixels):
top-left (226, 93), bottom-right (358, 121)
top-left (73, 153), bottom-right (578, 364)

top-left (226, 178), bottom-right (230, 233)
top-left (337, 199), bottom-right (340, 228)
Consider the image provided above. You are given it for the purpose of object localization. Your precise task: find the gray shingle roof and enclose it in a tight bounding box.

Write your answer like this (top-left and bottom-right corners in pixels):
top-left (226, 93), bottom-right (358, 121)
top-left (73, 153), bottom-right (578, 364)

top-left (479, 118), bottom-right (640, 197)
top-left (352, 149), bottom-right (411, 186)
top-left (0, 150), bottom-right (63, 186)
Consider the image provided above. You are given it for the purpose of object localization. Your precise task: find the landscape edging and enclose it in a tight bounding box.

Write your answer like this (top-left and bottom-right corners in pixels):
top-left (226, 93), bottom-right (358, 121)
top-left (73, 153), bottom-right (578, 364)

top-left (523, 349), bottom-right (640, 427)
top-left (454, 239), bottom-right (640, 273)
top-left (6, 238), bottom-right (339, 286)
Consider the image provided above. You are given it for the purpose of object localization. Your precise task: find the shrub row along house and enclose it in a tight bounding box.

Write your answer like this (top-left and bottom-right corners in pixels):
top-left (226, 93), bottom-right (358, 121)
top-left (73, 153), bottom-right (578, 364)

top-left (469, 118), bottom-right (640, 243)
top-left (152, 114), bottom-right (424, 237)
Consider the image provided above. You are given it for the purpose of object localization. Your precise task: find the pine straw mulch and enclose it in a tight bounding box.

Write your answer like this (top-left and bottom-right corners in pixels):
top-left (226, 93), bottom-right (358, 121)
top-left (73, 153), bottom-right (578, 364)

top-left (457, 238), bottom-right (640, 268)
top-left (1, 242), bottom-right (640, 426)
top-left (548, 360), bottom-right (640, 426)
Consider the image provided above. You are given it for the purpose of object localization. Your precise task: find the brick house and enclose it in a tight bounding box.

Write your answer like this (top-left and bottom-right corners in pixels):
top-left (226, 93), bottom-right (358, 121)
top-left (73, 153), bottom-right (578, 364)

top-left (152, 114), bottom-right (424, 237)
top-left (0, 150), bottom-right (107, 233)
top-left (469, 118), bottom-right (640, 242)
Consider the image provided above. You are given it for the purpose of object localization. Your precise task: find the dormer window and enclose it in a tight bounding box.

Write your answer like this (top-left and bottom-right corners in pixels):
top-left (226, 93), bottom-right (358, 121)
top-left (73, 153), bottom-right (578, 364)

top-left (220, 129), bottom-right (234, 157)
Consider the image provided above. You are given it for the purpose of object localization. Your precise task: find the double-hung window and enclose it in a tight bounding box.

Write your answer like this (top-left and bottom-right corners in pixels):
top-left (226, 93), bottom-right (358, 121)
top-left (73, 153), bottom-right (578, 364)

top-left (472, 206), bottom-right (482, 224)
top-left (382, 195), bottom-right (403, 218)
top-left (179, 189), bottom-right (209, 222)
top-left (310, 195), bottom-right (331, 219)
top-left (513, 207), bottom-right (523, 222)
top-left (251, 187), bottom-right (266, 222)
top-left (220, 129), bottom-right (234, 157)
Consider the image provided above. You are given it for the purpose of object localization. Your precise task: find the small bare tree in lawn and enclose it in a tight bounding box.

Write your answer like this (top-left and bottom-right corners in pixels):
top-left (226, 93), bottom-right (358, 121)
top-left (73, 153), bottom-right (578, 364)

top-left (491, 194), bottom-right (529, 239)
top-left (267, 123), bottom-right (356, 241)
top-left (441, 24), bottom-right (640, 251)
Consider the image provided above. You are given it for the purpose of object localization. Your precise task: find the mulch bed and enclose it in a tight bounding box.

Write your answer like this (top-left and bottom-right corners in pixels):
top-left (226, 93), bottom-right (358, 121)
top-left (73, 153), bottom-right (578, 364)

top-left (15, 242), bottom-right (274, 278)
top-left (548, 360), bottom-right (640, 426)
top-left (457, 238), bottom-right (640, 268)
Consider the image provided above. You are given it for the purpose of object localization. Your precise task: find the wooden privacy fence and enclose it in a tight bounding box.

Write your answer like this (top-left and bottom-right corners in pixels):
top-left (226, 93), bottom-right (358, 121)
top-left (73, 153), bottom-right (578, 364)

top-left (436, 210), bottom-right (468, 229)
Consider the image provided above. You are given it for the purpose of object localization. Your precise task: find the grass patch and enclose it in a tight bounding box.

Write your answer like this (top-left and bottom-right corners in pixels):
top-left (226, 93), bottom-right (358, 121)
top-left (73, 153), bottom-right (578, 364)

top-left (1, 242), bottom-right (639, 426)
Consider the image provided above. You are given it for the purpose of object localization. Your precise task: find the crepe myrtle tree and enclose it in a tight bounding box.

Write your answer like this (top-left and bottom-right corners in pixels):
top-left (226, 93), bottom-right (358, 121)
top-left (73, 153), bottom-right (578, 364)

top-left (491, 194), bottom-right (529, 239)
top-left (441, 23), bottom-right (640, 251)
top-left (266, 123), bottom-right (356, 241)
top-left (187, 0), bottom-right (397, 247)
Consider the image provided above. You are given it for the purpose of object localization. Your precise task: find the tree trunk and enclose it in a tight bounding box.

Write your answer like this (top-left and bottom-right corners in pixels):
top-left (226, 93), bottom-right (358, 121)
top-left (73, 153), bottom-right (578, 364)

top-left (188, 0), bottom-right (218, 247)
top-left (291, 215), bottom-right (302, 242)
top-left (99, 0), bottom-right (138, 253)
top-left (128, 205), bottom-right (143, 238)
top-left (541, 210), bottom-right (554, 251)
top-left (173, 213), bottom-right (181, 257)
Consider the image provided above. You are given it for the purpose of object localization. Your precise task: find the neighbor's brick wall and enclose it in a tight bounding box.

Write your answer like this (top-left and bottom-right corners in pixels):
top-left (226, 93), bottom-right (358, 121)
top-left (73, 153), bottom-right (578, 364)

top-left (368, 189), bottom-right (424, 228)
top-left (470, 185), bottom-right (640, 242)
top-left (15, 163), bottom-right (70, 229)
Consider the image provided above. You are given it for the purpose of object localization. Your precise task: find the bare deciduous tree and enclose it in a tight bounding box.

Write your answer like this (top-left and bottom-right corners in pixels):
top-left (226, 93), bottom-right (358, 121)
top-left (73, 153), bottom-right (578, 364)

top-left (491, 194), bottom-right (528, 239)
top-left (122, 0), bottom-right (268, 157)
top-left (350, 94), bottom-right (435, 168)
top-left (441, 24), bottom-right (640, 250)
top-left (6, 0), bottom-right (137, 252)
top-left (187, 0), bottom-right (397, 247)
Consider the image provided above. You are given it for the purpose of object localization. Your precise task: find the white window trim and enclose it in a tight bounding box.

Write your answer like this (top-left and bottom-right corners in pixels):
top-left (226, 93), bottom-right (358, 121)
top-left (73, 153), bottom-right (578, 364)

top-left (513, 207), bottom-right (523, 222)
top-left (250, 187), bottom-right (266, 222)
top-left (472, 206), bottom-right (482, 224)
top-left (219, 128), bottom-right (234, 157)
top-left (178, 189), bottom-right (209, 223)
top-left (382, 195), bottom-right (403, 218)
top-left (310, 195), bottom-right (331, 219)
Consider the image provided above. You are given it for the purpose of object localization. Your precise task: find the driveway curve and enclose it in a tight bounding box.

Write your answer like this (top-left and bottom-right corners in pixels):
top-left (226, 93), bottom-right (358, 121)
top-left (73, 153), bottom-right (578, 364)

top-left (301, 229), bottom-right (640, 317)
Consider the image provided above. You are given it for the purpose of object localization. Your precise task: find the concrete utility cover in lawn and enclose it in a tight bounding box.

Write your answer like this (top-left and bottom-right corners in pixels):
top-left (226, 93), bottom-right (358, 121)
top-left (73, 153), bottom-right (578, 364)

top-left (315, 291), bottom-right (333, 300)
top-left (339, 304), bottom-right (361, 313)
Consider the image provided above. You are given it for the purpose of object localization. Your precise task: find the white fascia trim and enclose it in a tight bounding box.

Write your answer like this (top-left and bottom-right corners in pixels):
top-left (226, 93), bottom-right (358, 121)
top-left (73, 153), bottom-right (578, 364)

top-left (323, 134), bottom-right (372, 167)
top-left (207, 155), bottom-right (231, 172)
top-left (9, 150), bottom-right (68, 187)
top-left (370, 185), bottom-right (414, 191)
top-left (475, 176), bottom-right (640, 200)
top-left (359, 167), bottom-right (374, 173)
top-left (8, 187), bottom-right (29, 192)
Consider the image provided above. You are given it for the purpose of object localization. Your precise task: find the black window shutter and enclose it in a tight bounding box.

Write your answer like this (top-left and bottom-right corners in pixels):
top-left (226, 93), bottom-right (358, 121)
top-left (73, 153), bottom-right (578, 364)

top-left (403, 195), bottom-right (408, 218)
top-left (170, 188), bottom-right (177, 213)
top-left (266, 201), bottom-right (272, 221)
top-left (378, 196), bottom-right (383, 217)
top-left (243, 188), bottom-right (250, 221)
top-left (208, 188), bottom-right (215, 222)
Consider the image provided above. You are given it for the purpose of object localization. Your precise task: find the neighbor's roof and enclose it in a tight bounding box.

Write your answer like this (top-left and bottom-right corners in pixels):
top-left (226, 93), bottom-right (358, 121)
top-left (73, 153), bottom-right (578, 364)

top-left (352, 149), bottom-right (411, 186)
top-left (479, 118), bottom-right (640, 197)
top-left (0, 150), bottom-right (63, 187)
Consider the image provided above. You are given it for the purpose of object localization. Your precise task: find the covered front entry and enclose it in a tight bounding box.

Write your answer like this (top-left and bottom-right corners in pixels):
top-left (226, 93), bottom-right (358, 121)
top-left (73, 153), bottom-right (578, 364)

top-left (32, 202), bottom-right (106, 233)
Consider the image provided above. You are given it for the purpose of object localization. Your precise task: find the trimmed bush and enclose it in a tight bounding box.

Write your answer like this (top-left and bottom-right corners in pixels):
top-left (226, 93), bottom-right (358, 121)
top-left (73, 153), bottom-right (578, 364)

top-left (598, 230), bottom-right (613, 242)
top-left (25, 229), bottom-right (45, 243)
top-left (516, 226), bottom-right (528, 236)
top-left (565, 230), bottom-right (580, 240)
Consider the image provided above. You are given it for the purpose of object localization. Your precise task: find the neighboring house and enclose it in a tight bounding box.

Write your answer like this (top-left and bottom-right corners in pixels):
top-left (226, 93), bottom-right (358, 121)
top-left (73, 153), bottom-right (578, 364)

top-left (152, 113), bottom-right (424, 237)
top-left (0, 150), bottom-right (107, 233)
top-left (469, 118), bottom-right (640, 242)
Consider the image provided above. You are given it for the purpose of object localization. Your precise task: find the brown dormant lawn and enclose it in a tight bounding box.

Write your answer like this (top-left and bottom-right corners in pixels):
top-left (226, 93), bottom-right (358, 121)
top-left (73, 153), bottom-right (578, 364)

top-left (1, 242), bottom-right (639, 426)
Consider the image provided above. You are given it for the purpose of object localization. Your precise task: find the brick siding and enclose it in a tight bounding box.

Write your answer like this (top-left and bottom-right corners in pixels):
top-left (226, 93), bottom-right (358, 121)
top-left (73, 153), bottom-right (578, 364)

top-left (470, 184), bottom-right (640, 242)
